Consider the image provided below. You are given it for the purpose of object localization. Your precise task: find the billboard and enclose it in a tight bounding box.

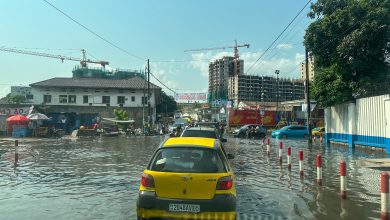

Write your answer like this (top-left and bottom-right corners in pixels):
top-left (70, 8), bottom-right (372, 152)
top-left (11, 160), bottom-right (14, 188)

top-left (229, 109), bottom-right (276, 127)
top-left (175, 93), bottom-right (207, 103)
top-left (0, 107), bottom-right (32, 116)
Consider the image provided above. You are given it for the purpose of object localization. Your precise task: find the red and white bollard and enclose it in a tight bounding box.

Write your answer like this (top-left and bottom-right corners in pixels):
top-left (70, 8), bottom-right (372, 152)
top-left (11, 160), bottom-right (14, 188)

top-left (313, 135), bottom-right (317, 142)
top-left (261, 138), bottom-right (265, 146)
top-left (299, 150), bottom-right (304, 176)
top-left (381, 172), bottom-right (389, 220)
top-left (340, 160), bottom-right (347, 199)
top-left (316, 154), bottom-right (322, 185)
top-left (279, 142), bottom-right (283, 163)
top-left (266, 138), bottom-right (270, 155)
top-left (287, 146), bottom-right (291, 170)
top-left (320, 133), bottom-right (324, 143)
top-left (14, 140), bottom-right (19, 164)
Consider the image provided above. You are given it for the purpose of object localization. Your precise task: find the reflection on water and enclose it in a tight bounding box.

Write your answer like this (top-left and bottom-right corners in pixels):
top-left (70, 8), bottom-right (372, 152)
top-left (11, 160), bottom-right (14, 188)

top-left (0, 136), bottom-right (385, 219)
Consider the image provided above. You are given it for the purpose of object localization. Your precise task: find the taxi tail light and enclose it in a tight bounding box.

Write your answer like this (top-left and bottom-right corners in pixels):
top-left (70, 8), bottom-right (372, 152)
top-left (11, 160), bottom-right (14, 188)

top-left (141, 173), bottom-right (155, 188)
top-left (216, 176), bottom-right (233, 190)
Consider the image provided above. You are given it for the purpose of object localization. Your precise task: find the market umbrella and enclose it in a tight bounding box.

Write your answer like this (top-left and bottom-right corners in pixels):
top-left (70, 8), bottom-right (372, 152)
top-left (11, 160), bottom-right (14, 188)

top-left (27, 113), bottom-right (49, 120)
top-left (6, 115), bottom-right (29, 123)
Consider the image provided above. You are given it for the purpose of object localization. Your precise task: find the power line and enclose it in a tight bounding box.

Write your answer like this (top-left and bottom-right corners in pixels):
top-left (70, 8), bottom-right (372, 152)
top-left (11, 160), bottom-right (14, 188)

top-left (150, 58), bottom-right (210, 63)
top-left (43, 0), bottom-right (146, 61)
top-left (149, 71), bottom-right (177, 95)
top-left (246, 0), bottom-right (312, 75)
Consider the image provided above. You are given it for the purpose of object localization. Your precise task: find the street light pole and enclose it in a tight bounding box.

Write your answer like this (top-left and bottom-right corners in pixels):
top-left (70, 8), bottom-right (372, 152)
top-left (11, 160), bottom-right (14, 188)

top-left (305, 49), bottom-right (312, 143)
top-left (275, 70), bottom-right (280, 110)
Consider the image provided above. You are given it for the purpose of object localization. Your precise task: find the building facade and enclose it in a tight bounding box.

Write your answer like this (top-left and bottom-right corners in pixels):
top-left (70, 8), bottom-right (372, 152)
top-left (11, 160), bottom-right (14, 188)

top-left (208, 56), bottom-right (244, 101)
top-left (208, 56), bottom-right (305, 106)
top-left (237, 75), bottom-right (305, 103)
top-left (9, 76), bottom-right (161, 128)
top-left (301, 55), bottom-right (315, 81)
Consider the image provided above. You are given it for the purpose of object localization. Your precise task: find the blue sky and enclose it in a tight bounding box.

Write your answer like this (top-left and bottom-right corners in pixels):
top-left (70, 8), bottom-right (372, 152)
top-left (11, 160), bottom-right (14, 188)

top-left (0, 0), bottom-right (313, 97)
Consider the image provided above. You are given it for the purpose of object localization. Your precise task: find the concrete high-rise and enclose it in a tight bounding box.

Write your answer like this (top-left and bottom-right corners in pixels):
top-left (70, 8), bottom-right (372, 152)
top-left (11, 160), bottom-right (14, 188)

top-left (208, 56), bottom-right (243, 101)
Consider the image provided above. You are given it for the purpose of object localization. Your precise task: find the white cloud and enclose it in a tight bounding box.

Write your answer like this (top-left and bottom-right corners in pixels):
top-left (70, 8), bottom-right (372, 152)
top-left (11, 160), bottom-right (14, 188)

top-left (189, 51), bottom-right (234, 77)
top-left (149, 62), bottom-right (179, 95)
top-left (187, 50), bottom-right (304, 79)
top-left (240, 52), bottom-right (304, 78)
top-left (276, 43), bottom-right (293, 50)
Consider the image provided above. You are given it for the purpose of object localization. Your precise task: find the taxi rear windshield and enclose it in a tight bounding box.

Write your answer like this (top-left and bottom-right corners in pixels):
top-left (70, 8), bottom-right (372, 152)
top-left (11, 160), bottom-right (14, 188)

top-left (150, 147), bottom-right (226, 173)
top-left (181, 130), bottom-right (217, 138)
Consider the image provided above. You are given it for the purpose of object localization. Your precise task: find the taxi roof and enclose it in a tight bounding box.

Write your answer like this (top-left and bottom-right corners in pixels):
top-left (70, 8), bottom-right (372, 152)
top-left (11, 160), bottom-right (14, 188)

top-left (162, 137), bottom-right (217, 149)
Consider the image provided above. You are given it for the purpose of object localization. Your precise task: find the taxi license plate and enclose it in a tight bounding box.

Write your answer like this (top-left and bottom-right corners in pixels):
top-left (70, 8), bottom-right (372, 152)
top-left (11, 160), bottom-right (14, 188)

top-left (169, 203), bottom-right (200, 213)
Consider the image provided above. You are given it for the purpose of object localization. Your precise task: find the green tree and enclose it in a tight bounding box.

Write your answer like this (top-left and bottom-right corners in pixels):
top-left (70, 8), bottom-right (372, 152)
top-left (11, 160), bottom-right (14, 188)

top-left (156, 91), bottom-right (177, 115)
top-left (113, 109), bottom-right (129, 130)
top-left (304, 0), bottom-right (390, 107)
top-left (5, 94), bottom-right (27, 106)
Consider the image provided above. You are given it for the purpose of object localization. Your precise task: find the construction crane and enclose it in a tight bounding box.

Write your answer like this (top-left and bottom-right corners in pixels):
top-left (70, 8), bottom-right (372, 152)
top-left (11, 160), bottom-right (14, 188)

top-left (0, 47), bottom-right (109, 67)
top-left (185, 40), bottom-right (249, 107)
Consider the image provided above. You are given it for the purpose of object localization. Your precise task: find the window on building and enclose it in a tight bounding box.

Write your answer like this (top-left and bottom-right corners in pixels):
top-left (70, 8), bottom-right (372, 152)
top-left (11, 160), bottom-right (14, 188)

top-left (131, 96), bottom-right (135, 102)
top-left (43, 95), bottom-right (51, 103)
top-left (102, 96), bottom-right (110, 104)
top-left (59, 95), bottom-right (68, 103)
top-left (117, 96), bottom-right (125, 104)
top-left (68, 95), bottom-right (76, 103)
top-left (142, 96), bottom-right (148, 105)
top-left (26, 94), bottom-right (33, 100)
top-left (83, 95), bottom-right (88, 104)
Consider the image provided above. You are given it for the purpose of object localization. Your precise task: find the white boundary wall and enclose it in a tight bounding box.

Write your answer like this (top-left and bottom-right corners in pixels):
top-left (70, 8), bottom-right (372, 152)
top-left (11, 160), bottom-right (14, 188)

top-left (325, 94), bottom-right (390, 153)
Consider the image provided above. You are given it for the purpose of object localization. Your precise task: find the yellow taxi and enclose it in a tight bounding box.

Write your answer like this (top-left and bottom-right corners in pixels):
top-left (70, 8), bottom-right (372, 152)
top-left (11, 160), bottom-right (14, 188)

top-left (312, 127), bottom-right (325, 137)
top-left (137, 137), bottom-right (236, 220)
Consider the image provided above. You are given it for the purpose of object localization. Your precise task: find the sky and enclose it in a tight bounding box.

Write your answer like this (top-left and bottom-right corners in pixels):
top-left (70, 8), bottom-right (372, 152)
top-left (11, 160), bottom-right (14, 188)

top-left (0, 0), bottom-right (313, 98)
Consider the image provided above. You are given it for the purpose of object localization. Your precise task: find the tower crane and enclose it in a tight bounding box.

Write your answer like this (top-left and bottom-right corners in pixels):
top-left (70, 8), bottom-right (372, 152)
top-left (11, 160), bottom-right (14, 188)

top-left (185, 40), bottom-right (249, 107)
top-left (0, 47), bottom-right (109, 67)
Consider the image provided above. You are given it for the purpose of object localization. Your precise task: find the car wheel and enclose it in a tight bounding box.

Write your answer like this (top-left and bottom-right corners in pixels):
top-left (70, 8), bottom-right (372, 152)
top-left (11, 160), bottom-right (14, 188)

top-left (281, 134), bottom-right (287, 139)
top-left (303, 134), bottom-right (308, 138)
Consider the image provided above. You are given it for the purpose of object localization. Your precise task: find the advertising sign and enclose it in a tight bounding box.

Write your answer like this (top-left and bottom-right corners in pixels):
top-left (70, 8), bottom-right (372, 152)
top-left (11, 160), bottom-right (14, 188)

top-left (174, 93), bottom-right (207, 103)
top-left (0, 107), bottom-right (31, 116)
top-left (229, 109), bottom-right (276, 127)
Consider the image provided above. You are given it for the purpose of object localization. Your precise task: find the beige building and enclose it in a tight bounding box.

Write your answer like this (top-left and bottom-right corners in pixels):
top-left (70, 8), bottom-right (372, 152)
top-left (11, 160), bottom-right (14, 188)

top-left (208, 56), bottom-right (244, 101)
top-left (301, 55), bottom-right (315, 81)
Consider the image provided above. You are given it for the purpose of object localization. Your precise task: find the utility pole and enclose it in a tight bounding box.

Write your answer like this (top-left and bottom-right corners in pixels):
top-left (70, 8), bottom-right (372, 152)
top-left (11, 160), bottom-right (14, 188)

top-left (305, 49), bottom-right (312, 143)
top-left (142, 66), bottom-right (146, 135)
top-left (147, 59), bottom-right (151, 126)
top-left (275, 70), bottom-right (280, 110)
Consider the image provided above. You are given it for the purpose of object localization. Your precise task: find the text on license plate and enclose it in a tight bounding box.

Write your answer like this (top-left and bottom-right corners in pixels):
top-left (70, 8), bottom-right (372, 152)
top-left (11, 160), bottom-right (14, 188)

top-left (169, 203), bottom-right (200, 213)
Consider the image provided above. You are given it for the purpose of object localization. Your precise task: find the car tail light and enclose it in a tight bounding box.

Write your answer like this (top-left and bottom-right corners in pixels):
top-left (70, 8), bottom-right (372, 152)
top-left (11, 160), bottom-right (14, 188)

top-left (141, 173), bottom-right (155, 188)
top-left (216, 176), bottom-right (233, 190)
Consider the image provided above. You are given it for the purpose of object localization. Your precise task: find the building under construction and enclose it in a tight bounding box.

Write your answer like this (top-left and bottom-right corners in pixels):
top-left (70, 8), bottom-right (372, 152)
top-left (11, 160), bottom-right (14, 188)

top-left (208, 56), bottom-right (305, 104)
top-left (208, 56), bottom-right (244, 102)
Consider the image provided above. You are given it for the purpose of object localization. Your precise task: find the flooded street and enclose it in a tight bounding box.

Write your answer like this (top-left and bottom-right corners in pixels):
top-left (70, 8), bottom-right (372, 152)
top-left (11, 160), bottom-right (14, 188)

top-left (0, 135), bottom-right (386, 219)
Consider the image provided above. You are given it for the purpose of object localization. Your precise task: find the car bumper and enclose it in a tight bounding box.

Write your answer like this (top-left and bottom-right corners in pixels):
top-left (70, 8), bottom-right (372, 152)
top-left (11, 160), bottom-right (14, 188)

top-left (137, 191), bottom-right (236, 219)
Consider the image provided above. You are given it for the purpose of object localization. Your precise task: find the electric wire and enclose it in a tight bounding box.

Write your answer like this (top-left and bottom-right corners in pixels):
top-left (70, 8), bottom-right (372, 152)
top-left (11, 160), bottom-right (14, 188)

top-left (43, 0), bottom-right (146, 61)
top-left (149, 71), bottom-right (177, 95)
top-left (43, 0), bottom-right (181, 94)
top-left (245, 0), bottom-right (312, 75)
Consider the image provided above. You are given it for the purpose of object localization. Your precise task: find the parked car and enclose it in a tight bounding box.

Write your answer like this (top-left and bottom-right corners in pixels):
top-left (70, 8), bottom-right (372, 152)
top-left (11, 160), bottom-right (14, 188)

top-left (137, 137), bottom-right (236, 220)
top-left (233, 124), bottom-right (266, 139)
top-left (168, 123), bottom-right (186, 133)
top-left (181, 127), bottom-right (226, 143)
top-left (272, 125), bottom-right (309, 139)
top-left (312, 127), bottom-right (325, 137)
top-left (194, 122), bottom-right (219, 129)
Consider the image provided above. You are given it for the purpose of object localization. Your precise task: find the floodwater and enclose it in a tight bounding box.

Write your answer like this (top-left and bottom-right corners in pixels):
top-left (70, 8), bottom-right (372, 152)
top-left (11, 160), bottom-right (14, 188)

top-left (0, 135), bottom-right (386, 219)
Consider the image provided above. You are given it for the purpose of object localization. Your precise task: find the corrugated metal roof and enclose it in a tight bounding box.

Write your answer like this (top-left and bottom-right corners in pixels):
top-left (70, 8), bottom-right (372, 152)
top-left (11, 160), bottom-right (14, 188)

top-left (29, 77), bottom-right (161, 89)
